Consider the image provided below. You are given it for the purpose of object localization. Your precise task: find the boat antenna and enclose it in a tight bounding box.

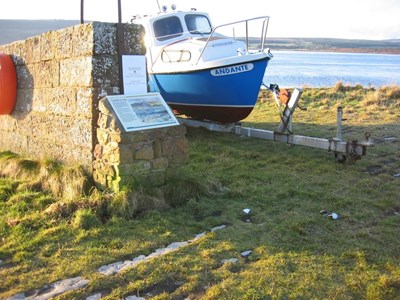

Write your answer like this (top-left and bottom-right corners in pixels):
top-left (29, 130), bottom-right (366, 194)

top-left (156, 0), bottom-right (162, 12)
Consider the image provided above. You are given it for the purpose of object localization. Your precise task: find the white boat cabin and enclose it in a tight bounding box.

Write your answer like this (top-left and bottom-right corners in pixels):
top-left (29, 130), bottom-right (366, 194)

top-left (132, 9), bottom-right (250, 71)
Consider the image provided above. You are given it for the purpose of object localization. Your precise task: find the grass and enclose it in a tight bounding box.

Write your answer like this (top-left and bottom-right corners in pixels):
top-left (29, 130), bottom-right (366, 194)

top-left (0, 84), bottom-right (399, 299)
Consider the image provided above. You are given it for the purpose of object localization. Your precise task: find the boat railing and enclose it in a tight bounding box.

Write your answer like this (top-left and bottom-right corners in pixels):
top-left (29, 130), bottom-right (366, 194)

top-left (149, 16), bottom-right (270, 69)
top-left (195, 16), bottom-right (270, 65)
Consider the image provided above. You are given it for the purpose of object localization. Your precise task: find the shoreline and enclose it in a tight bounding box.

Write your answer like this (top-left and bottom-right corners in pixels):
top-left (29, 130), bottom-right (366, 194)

top-left (270, 48), bottom-right (400, 55)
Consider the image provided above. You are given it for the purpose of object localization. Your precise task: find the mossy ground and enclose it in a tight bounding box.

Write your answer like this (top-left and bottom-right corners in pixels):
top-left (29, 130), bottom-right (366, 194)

top-left (0, 84), bottom-right (399, 299)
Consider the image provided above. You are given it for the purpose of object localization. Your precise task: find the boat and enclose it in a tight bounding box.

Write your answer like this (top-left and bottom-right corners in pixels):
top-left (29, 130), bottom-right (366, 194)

top-left (132, 5), bottom-right (272, 123)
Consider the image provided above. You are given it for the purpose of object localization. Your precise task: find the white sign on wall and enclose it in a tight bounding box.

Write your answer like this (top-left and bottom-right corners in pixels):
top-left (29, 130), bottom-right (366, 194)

top-left (122, 55), bottom-right (147, 95)
top-left (106, 93), bottom-right (179, 132)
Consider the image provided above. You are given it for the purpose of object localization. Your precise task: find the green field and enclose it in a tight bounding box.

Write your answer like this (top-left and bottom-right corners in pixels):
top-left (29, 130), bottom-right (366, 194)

top-left (1, 84), bottom-right (399, 299)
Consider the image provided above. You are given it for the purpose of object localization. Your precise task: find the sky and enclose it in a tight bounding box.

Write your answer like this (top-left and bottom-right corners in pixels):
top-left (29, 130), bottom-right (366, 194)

top-left (1, 0), bottom-right (399, 40)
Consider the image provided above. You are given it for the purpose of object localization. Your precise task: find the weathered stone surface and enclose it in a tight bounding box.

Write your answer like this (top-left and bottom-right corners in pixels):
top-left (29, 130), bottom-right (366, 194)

top-left (152, 158), bottom-right (169, 170)
top-left (76, 88), bottom-right (94, 117)
top-left (122, 23), bottom-right (147, 55)
top-left (24, 36), bottom-right (41, 64)
top-left (60, 57), bottom-right (93, 87)
top-left (16, 65), bottom-right (34, 89)
top-left (134, 142), bottom-right (154, 160)
top-left (93, 97), bottom-right (189, 191)
top-left (35, 61), bottom-right (60, 88)
top-left (92, 55), bottom-right (119, 88)
top-left (162, 137), bottom-right (189, 157)
top-left (73, 23), bottom-right (95, 57)
top-left (40, 30), bottom-right (56, 61)
top-left (93, 22), bottom-right (117, 55)
top-left (167, 125), bottom-right (186, 137)
top-left (54, 25), bottom-right (75, 59)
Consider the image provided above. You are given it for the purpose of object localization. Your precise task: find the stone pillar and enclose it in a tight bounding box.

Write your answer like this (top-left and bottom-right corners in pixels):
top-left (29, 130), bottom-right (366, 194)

top-left (93, 98), bottom-right (189, 192)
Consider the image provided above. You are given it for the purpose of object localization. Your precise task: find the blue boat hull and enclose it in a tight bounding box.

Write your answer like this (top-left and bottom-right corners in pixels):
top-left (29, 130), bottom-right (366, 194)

top-left (148, 57), bottom-right (270, 123)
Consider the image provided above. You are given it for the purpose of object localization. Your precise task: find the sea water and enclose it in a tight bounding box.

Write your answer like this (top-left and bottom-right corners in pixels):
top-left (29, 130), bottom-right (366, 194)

top-left (264, 50), bottom-right (400, 88)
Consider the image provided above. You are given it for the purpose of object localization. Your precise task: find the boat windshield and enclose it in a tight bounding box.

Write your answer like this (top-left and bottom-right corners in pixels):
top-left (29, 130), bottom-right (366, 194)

top-left (185, 14), bottom-right (212, 35)
top-left (153, 16), bottom-right (183, 41)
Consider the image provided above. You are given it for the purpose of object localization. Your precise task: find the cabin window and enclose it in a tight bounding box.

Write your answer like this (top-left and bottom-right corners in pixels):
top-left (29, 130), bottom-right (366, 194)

top-left (153, 17), bottom-right (183, 41)
top-left (185, 14), bottom-right (212, 35)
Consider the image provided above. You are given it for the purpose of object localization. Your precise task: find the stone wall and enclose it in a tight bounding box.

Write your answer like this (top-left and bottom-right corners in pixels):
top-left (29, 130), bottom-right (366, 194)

top-left (0, 22), bottom-right (146, 167)
top-left (93, 98), bottom-right (189, 191)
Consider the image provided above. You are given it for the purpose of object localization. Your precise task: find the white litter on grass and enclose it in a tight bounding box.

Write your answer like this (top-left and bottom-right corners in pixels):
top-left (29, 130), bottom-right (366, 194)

top-left (7, 277), bottom-right (89, 300)
top-left (243, 208), bottom-right (251, 214)
top-left (98, 225), bottom-right (227, 276)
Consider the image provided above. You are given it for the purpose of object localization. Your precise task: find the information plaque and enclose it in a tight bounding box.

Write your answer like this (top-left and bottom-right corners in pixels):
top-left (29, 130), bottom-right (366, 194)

top-left (106, 93), bottom-right (180, 132)
top-left (122, 55), bottom-right (147, 95)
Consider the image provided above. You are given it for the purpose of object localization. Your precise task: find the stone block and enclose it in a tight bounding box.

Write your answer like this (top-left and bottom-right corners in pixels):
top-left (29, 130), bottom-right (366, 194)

top-left (131, 131), bottom-right (150, 143)
top-left (60, 57), bottom-right (93, 87)
top-left (119, 144), bottom-right (134, 163)
top-left (93, 22), bottom-right (117, 55)
top-left (54, 26), bottom-right (75, 59)
top-left (153, 140), bottom-right (162, 158)
top-left (122, 24), bottom-right (147, 55)
top-left (167, 125), bottom-right (187, 137)
top-left (24, 36), bottom-right (41, 64)
top-left (73, 23), bottom-right (95, 57)
top-left (97, 128), bottom-right (109, 145)
top-left (162, 137), bottom-right (189, 157)
top-left (76, 88), bottom-right (94, 117)
top-left (33, 88), bottom-right (77, 115)
top-left (92, 55), bottom-right (119, 88)
top-left (34, 61), bottom-right (60, 88)
top-left (134, 142), bottom-right (154, 160)
top-left (40, 31), bottom-right (55, 61)
top-left (109, 132), bottom-right (133, 144)
top-left (152, 157), bottom-right (169, 170)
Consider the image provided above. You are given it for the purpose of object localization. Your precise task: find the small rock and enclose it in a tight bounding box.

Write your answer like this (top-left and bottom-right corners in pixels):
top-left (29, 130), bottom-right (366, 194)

top-left (211, 224), bottom-right (226, 232)
top-left (383, 137), bottom-right (397, 142)
top-left (125, 296), bottom-right (145, 300)
top-left (221, 258), bottom-right (239, 264)
top-left (193, 232), bottom-right (206, 240)
top-left (87, 293), bottom-right (102, 300)
top-left (241, 250), bottom-right (252, 258)
top-left (394, 173), bottom-right (400, 177)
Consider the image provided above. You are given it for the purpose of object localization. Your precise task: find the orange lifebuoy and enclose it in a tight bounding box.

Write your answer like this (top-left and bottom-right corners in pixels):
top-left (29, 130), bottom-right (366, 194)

top-left (0, 53), bottom-right (17, 115)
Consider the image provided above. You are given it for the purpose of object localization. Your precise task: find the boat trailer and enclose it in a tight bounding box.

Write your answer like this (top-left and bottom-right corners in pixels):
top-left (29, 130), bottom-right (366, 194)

top-left (178, 87), bottom-right (374, 163)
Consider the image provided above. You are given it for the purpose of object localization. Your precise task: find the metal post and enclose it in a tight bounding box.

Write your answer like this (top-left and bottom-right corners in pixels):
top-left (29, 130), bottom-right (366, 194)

top-left (336, 107), bottom-right (343, 142)
top-left (116, 0), bottom-right (124, 94)
top-left (117, 0), bottom-right (122, 23)
top-left (80, 0), bottom-right (84, 24)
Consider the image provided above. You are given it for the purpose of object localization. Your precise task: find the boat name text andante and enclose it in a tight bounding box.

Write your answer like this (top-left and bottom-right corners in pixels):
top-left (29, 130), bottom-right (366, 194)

top-left (211, 63), bottom-right (254, 76)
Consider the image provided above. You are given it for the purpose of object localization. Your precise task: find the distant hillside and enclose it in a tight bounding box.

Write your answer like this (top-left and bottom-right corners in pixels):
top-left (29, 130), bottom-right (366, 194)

top-left (263, 37), bottom-right (400, 54)
top-left (0, 20), bottom-right (80, 45)
top-left (1, 20), bottom-right (400, 54)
